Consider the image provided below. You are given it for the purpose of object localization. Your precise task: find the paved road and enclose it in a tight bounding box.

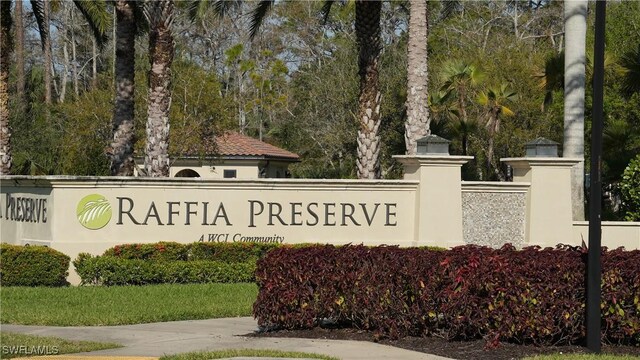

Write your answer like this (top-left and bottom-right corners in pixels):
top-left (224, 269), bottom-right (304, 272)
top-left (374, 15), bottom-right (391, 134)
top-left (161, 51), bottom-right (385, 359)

top-left (2, 317), bottom-right (452, 360)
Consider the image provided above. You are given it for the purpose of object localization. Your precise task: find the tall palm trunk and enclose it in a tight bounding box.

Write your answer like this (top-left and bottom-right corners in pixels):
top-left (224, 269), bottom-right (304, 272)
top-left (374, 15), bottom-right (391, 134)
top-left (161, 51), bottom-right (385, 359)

top-left (110, 0), bottom-right (137, 176)
top-left (564, 0), bottom-right (587, 220)
top-left (15, 0), bottom-right (24, 100)
top-left (43, 0), bottom-right (52, 104)
top-left (0, 0), bottom-right (12, 175)
top-left (405, 0), bottom-right (430, 154)
top-left (143, 0), bottom-right (174, 177)
top-left (485, 108), bottom-right (499, 178)
top-left (355, 0), bottom-right (382, 179)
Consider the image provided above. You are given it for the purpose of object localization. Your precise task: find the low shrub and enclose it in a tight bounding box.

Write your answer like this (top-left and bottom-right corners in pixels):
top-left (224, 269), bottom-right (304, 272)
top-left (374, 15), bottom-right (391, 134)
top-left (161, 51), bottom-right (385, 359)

top-left (0, 244), bottom-right (70, 286)
top-left (620, 155), bottom-right (640, 221)
top-left (253, 244), bottom-right (640, 347)
top-left (74, 254), bottom-right (255, 285)
top-left (102, 241), bottom-right (279, 263)
top-left (102, 242), bottom-right (189, 261)
top-left (75, 241), bottom-right (282, 286)
top-left (188, 242), bottom-right (280, 262)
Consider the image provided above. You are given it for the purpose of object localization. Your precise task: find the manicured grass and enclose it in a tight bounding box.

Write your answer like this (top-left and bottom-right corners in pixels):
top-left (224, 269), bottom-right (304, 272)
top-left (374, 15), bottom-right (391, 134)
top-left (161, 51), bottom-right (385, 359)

top-left (0, 332), bottom-right (121, 359)
top-left (524, 355), bottom-right (640, 360)
top-left (0, 283), bottom-right (258, 326)
top-left (160, 349), bottom-right (340, 360)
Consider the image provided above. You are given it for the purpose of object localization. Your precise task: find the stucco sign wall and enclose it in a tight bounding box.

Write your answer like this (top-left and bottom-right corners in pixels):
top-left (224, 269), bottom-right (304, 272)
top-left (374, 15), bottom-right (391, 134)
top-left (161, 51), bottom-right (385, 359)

top-left (1, 177), bottom-right (418, 259)
top-left (3, 155), bottom-right (638, 268)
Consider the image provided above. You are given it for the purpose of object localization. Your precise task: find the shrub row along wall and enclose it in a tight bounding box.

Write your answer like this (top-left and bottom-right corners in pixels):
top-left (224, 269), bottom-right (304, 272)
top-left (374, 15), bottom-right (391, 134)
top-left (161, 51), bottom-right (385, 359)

top-left (103, 242), bottom-right (280, 262)
top-left (253, 244), bottom-right (640, 346)
top-left (74, 242), bottom-right (279, 285)
top-left (0, 244), bottom-right (70, 286)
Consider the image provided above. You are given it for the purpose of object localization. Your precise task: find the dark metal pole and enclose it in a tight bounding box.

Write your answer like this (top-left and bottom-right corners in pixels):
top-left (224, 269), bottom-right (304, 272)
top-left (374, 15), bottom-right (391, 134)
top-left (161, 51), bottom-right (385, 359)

top-left (587, 0), bottom-right (606, 353)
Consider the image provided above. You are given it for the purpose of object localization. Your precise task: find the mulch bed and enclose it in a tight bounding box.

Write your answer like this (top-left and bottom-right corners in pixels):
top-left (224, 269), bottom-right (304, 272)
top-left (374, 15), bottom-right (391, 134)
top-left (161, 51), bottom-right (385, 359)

top-left (249, 327), bottom-right (640, 360)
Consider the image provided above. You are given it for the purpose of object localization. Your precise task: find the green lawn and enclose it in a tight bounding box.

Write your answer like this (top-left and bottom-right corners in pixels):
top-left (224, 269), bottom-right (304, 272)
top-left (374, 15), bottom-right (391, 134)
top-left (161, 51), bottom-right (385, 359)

top-left (0, 283), bottom-right (258, 326)
top-left (0, 332), bottom-right (121, 359)
top-left (160, 349), bottom-right (339, 360)
top-left (524, 355), bottom-right (640, 360)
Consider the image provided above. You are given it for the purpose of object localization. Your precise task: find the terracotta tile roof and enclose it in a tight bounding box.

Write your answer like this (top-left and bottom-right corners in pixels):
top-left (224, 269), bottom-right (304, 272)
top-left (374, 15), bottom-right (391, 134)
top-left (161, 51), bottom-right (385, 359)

top-left (181, 132), bottom-right (299, 160)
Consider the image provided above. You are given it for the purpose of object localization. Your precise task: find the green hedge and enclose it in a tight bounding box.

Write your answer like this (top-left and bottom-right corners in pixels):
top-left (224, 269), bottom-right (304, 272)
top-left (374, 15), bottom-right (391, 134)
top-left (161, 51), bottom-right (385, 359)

top-left (102, 241), bottom-right (280, 262)
top-left (0, 244), bottom-right (70, 286)
top-left (74, 254), bottom-right (255, 285)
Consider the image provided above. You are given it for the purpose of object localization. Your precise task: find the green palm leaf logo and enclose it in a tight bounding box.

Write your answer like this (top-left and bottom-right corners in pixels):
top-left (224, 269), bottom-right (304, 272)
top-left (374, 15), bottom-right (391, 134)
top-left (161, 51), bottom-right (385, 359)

top-left (76, 194), bottom-right (112, 230)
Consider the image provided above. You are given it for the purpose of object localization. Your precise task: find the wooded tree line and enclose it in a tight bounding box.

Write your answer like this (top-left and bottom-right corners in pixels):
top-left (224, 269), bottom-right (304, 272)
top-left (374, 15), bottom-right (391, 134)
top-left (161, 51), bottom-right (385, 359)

top-left (0, 1), bottom-right (638, 218)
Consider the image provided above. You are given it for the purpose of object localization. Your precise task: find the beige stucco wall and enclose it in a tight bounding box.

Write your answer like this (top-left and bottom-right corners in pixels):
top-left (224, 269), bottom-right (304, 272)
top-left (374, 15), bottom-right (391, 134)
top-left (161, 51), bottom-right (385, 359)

top-left (1, 177), bottom-right (418, 284)
top-left (394, 155), bottom-right (473, 248)
top-left (572, 221), bottom-right (640, 250)
top-left (1, 176), bottom-right (418, 255)
top-left (502, 158), bottom-right (580, 248)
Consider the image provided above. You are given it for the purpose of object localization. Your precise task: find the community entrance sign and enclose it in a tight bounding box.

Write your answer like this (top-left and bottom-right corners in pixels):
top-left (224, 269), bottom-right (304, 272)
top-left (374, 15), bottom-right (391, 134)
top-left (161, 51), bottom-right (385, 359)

top-left (2, 153), bottom-right (638, 285)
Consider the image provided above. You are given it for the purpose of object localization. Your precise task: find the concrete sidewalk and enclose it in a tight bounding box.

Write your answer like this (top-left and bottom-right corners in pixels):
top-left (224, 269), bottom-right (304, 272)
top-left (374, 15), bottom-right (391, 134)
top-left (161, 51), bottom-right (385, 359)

top-left (2, 317), bottom-right (452, 360)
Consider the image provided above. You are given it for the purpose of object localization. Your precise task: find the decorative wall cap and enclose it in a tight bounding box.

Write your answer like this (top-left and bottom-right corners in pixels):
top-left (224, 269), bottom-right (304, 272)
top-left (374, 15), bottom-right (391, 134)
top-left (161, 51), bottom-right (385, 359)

top-left (461, 181), bottom-right (531, 193)
top-left (501, 157), bottom-right (582, 168)
top-left (393, 155), bottom-right (473, 166)
top-left (573, 221), bottom-right (640, 227)
top-left (0, 176), bottom-right (419, 191)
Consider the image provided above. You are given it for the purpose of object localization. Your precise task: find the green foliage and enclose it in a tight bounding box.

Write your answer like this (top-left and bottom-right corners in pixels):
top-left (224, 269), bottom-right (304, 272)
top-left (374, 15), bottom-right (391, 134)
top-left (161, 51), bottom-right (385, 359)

top-left (55, 79), bottom-right (112, 175)
top-left (169, 60), bottom-right (235, 157)
top-left (74, 241), bottom-right (281, 285)
top-left (5, 0), bottom-right (640, 185)
top-left (0, 244), bottom-right (70, 287)
top-left (620, 155), bottom-right (640, 221)
top-left (100, 241), bottom-right (280, 262)
top-left (188, 242), bottom-right (280, 262)
top-left (102, 241), bottom-right (189, 261)
top-left (73, 255), bottom-right (255, 286)
top-left (278, 36), bottom-right (359, 179)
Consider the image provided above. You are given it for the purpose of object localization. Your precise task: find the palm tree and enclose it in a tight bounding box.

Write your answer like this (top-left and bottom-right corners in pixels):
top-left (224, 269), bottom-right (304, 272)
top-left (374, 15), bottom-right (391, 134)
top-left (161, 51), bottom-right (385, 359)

top-left (143, 0), bottom-right (175, 177)
top-left (535, 51), bottom-right (564, 111)
top-left (1, 0), bottom-right (13, 175)
top-left (429, 90), bottom-right (477, 156)
top-left (404, 0), bottom-right (430, 155)
top-left (537, 50), bottom-right (617, 111)
top-left (620, 44), bottom-right (640, 96)
top-left (110, 0), bottom-right (139, 176)
top-left (564, 0), bottom-right (587, 220)
top-left (15, 0), bottom-right (24, 101)
top-left (477, 84), bottom-right (517, 179)
top-left (246, 0), bottom-right (382, 179)
top-left (354, 0), bottom-right (383, 179)
top-left (440, 61), bottom-right (483, 126)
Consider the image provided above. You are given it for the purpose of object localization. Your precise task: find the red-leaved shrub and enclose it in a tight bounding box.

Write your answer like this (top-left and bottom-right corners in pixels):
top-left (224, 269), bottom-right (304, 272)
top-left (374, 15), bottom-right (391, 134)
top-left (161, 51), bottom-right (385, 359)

top-left (253, 244), bottom-right (640, 346)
